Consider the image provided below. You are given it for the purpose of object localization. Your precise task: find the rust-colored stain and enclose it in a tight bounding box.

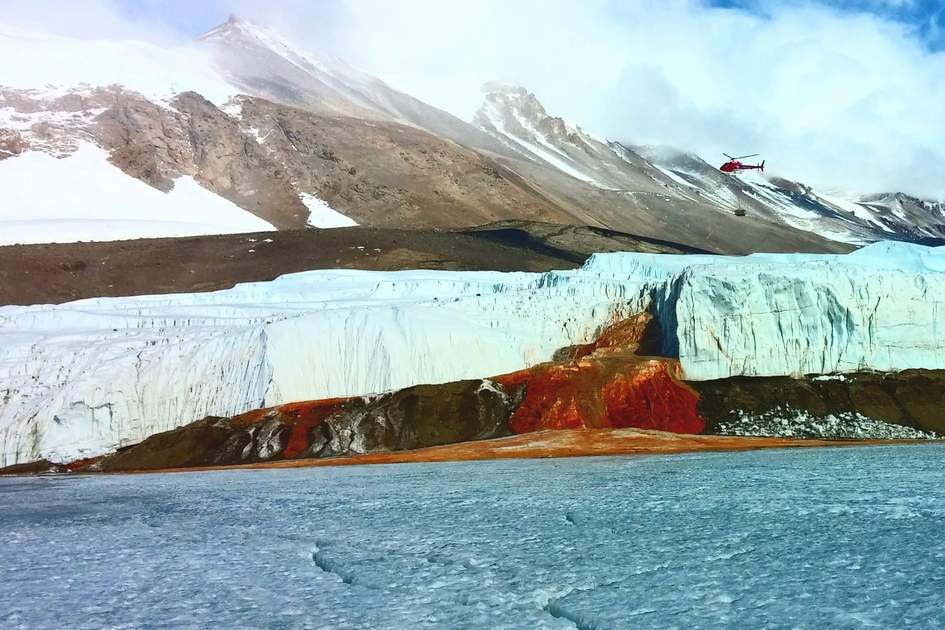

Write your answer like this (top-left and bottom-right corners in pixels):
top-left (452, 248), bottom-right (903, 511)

top-left (502, 312), bottom-right (705, 435)
top-left (137, 429), bottom-right (901, 475)
top-left (507, 358), bottom-right (704, 434)
top-left (229, 398), bottom-right (350, 458)
top-left (601, 362), bottom-right (704, 433)
top-left (277, 399), bottom-right (349, 458)
top-left (565, 312), bottom-right (653, 361)
top-left (63, 456), bottom-right (102, 472)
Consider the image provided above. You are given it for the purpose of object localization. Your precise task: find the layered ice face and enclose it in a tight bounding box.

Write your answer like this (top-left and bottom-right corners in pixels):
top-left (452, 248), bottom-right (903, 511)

top-left (1, 241), bottom-right (943, 464)
top-left (0, 269), bottom-right (652, 464)
top-left (584, 241), bottom-right (945, 379)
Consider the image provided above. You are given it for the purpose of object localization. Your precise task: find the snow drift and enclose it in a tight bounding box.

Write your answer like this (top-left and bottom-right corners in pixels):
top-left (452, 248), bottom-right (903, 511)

top-left (0, 143), bottom-right (275, 245)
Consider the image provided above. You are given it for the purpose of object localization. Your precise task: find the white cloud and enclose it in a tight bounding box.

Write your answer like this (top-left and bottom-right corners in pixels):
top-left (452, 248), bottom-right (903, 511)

top-left (281, 0), bottom-right (944, 198)
top-left (0, 0), bottom-right (182, 43)
top-left (3, 0), bottom-right (945, 197)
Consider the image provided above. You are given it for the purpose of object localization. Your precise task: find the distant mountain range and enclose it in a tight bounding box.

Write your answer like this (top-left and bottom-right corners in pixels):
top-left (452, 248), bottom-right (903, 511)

top-left (1, 16), bottom-right (942, 252)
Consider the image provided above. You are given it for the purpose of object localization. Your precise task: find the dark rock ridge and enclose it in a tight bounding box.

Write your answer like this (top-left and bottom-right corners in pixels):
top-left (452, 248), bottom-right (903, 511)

top-left (0, 459), bottom-right (65, 475)
top-left (693, 371), bottom-right (945, 437)
top-left (93, 381), bottom-right (519, 472)
top-left (0, 220), bottom-right (707, 306)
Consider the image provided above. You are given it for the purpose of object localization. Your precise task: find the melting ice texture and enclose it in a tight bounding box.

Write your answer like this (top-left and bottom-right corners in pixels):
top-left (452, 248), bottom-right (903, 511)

top-left (1, 241), bottom-right (945, 464)
top-left (2, 445), bottom-right (945, 629)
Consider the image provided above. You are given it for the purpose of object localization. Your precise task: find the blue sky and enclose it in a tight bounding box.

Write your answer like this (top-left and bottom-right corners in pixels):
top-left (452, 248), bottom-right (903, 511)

top-left (708, 0), bottom-right (945, 47)
top-left (94, 0), bottom-right (945, 48)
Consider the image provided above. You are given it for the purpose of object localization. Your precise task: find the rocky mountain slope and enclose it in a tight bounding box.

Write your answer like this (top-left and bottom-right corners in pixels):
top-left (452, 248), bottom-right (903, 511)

top-left (3, 17), bottom-right (930, 254)
top-left (198, 17), bottom-right (514, 157)
top-left (2, 241), bottom-right (943, 466)
top-left (475, 84), bottom-right (945, 245)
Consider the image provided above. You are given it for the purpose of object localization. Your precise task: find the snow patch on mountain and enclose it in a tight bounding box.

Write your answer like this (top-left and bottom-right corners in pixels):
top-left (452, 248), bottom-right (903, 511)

top-left (300, 193), bottom-right (358, 228)
top-left (0, 92), bottom-right (106, 157)
top-left (0, 142), bottom-right (274, 245)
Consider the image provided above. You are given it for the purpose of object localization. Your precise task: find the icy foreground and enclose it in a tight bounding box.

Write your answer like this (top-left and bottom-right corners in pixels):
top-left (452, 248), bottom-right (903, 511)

top-left (1, 241), bottom-right (944, 464)
top-left (3, 446), bottom-right (945, 628)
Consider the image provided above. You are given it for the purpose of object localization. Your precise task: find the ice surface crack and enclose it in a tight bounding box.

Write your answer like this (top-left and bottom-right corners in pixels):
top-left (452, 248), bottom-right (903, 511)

top-left (542, 591), bottom-right (599, 630)
top-left (310, 543), bottom-right (357, 586)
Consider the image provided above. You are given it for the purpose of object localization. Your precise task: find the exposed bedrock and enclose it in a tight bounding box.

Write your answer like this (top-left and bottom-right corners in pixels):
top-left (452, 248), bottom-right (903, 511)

top-left (85, 314), bottom-right (706, 471)
top-left (95, 380), bottom-right (519, 471)
top-left (88, 368), bottom-right (943, 473)
top-left (693, 370), bottom-right (945, 437)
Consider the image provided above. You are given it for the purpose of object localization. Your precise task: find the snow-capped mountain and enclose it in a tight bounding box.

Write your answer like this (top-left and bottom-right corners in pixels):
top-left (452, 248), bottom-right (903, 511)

top-left (636, 147), bottom-right (945, 243)
top-left (197, 17), bottom-right (512, 156)
top-left (474, 83), bottom-right (671, 190)
top-left (473, 83), bottom-right (945, 245)
top-left (0, 16), bottom-right (940, 250)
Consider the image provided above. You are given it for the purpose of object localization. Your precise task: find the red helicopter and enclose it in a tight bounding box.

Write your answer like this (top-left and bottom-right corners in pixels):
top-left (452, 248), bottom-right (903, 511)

top-left (720, 153), bottom-right (764, 174)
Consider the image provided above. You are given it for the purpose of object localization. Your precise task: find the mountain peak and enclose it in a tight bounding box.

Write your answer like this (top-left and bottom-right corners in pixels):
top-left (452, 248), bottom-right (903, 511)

top-left (199, 15), bottom-right (279, 45)
top-left (481, 82), bottom-right (528, 97)
top-left (474, 82), bottom-right (588, 156)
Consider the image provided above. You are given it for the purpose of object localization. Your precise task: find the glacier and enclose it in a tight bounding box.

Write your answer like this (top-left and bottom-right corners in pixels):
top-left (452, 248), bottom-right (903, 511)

top-left (1, 241), bottom-right (944, 464)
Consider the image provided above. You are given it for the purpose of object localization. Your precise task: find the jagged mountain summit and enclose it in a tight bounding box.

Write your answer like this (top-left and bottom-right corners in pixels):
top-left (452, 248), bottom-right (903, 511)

top-left (475, 83), bottom-right (675, 191)
top-left (473, 83), bottom-right (945, 245)
top-left (0, 16), bottom-right (940, 251)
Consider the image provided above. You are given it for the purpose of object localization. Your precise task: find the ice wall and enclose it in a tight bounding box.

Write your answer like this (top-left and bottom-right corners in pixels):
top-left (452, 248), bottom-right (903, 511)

top-left (584, 241), bottom-right (945, 379)
top-left (2, 242), bottom-right (943, 464)
top-left (673, 263), bottom-right (945, 379)
top-left (0, 270), bottom-right (651, 464)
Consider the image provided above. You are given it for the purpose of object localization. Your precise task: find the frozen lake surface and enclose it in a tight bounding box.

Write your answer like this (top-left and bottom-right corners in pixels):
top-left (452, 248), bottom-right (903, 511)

top-left (2, 445), bottom-right (945, 629)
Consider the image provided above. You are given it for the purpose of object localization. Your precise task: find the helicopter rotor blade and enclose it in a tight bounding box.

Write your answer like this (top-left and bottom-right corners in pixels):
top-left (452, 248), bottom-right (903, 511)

top-left (733, 153), bottom-right (759, 160)
top-left (723, 153), bottom-right (735, 160)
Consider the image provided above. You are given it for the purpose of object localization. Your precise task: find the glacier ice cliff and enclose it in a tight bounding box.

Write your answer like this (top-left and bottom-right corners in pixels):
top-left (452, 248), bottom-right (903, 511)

top-left (1, 241), bottom-right (943, 464)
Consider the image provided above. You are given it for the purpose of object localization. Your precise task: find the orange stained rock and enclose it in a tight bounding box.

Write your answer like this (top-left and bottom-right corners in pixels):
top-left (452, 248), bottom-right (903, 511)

top-left (275, 399), bottom-right (350, 458)
top-left (502, 312), bottom-right (704, 435)
top-left (137, 429), bottom-right (908, 475)
top-left (507, 357), bottom-right (704, 434)
top-left (566, 312), bottom-right (655, 361)
top-left (64, 456), bottom-right (103, 472)
top-left (228, 397), bottom-right (351, 458)
top-left (601, 362), bottom-right (703, 433)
